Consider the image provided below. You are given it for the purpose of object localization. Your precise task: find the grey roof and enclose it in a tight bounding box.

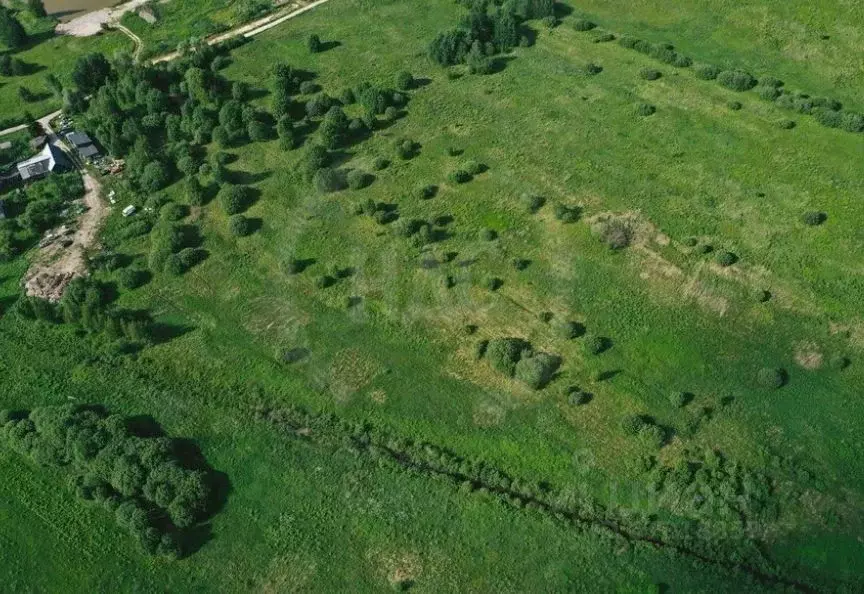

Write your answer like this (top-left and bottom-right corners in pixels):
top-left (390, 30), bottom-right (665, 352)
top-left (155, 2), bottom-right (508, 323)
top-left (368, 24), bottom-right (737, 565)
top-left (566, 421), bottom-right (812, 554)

top-left (0, 141), bottom-right (11, 151)
top-left (17, 143), bottom-right (66, 181)
top-left (66, 131), bottom-right (93, 147)
top-left (78, 144), bottom-right (100, 159)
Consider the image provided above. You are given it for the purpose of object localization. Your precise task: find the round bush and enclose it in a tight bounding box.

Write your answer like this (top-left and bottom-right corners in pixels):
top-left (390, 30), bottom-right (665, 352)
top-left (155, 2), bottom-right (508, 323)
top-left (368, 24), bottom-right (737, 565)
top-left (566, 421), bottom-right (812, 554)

top-left (829, 355), bottom-right (850, 371)
top-left (229, 215), bottom-right (253, 237)
top-left (639, 68), bottom-right (661, 81)
top-left (448, 169), bottom-right (472, 184)
top-left (584, 62), bottom-right (603, 75)
top-left (117, 267), bottom-right (148, 290)
top-left (160, 203), bottom-right (188, 222)
top-left (573, 19), bottom-right (597, 31)
top-left (514, 352), bottom-right (560, 390)
top-left (814, 108), bottom-right (842, 128)
top-left (462, 160), bottom-right (486, 175)
top-left (372, 157), bottom-right (389, 171)
top-left (384, 106), bottom-right (399, 121)
top-left (802, 211), bottom-right (827, 226)
top-left (346, 169), bottom-right (372, 190)
top-left (672, 54), bottom-right (692, 68)
top-left (220, 185), bottom-right (252, 215)
top-left (697, 243), bottom-right (713, 254)
top-left (727, 101), bottom-right (743, 111)
top-left (479, 228), bottom-right (497, 241)
top-left (717, 70), bottom-right (757, 91)
top-left (522, 194), bottom-right (545, 213)
top-left (715, 251), bottom-right (737, 267)
top-left (485, 277), bottom-right (502, 291)
top-left (756, 289), bottom-right (772, 303)
top-left (585, 335), bottom-right (607, 355)
top-left (840, 111), bottom-right (864, 133)
top-left (778, 119), bottom-right (796, 129)
top-left (757, 367), bottom-right (787, 389)
top-left (669, 391), bottom-right (690, 408)
top-left (556, 320), bottom-right (585, 340)
top-left (683, 237), bottom-right (698, 247)
top-left (694, 64), bottom-right (720, 80)
top-left (567, 388), bottom-right (592, 405)
top-left (636, 103), bottom-right (656, 116)
top-left (618, 36), bottom-right (640, 50)
top-left (621, 414), bottom-right (648, 436)
top-left (314, 167), bottom-right (348, 193)
top-left (416, 184), bottom-right (437, 200)
top-left (592, 33), bottom-right (615, 44)
top-left (757, 85), bottom-right (782, 101)
top-left (315, 275), bottom-right (335, 289)
top-left (395, 71), bottom-right (414, 91)
top-left (298, 80), bottom-right (317, 95)
top-left (759, 76), bottom-right (784, 88)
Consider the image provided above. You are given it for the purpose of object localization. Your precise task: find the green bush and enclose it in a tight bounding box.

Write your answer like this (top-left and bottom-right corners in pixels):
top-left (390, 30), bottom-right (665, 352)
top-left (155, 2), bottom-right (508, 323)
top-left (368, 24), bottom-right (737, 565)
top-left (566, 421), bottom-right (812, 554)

top-left (694, 64), bottom-right (720, 80)
top-left (307, 34), bottom-right (322, 53)
top-left (556, 320), bottom-right (585, 340)
top-left (448, 169), bottom-right (472, 184)
top-left (757, 367), bottom-right (787, 389)
top-left (485, 337), bottom-right (531, 376)
top-left (514, 352), bottom-right (561, 390)
top-left (756, 85), bottom-right (782, 101)
top-left (636, 103), bottom-right (656, 116)
top-left (715, 251), bottom-right (737, 267)
top-left (372, 157), bottom-right (390, 171)
top-left (621, 414), bottom-right (648, 436)
top-left (584, 62), bottom-right (603, 75)
top-left (669, 392), bottom-right (691, 408)
top-left (116, 268), bottom-right (149, 290)
top-left (567, 388), bottom-right (592, 405)
top-left (802, 211), bottom-right (826, 226)
top-left (160, 203), bottom-right (188, 222)
top-left (554, 204), bottom-right (580, 223)
top-left (485, 277), bottom-right (503, 291)
top-left (592, 32), bottom-right (615, 44)
top-left (584, 335), bottom-right (608, 355)
top-left (346, 170), bottom-right (372, 190)
top-left (829, 355), bottom-right (850, 371)
top-left (229, 215), bottom-right (254, 236)
top-left (778, 119), bottom-right (796, 129)
top-left (639, 68), bottom-right (661, 81)
top-left (299, 80), bottom-right (317, 95)
top-left (416, 184), bottom-right (437, 200)
top-left (396, 71), bottom-right (414, 91)
top-left (314, 168), bottom-right (348, 192)
top-left (840, 111), bottom-right (864, 133)
top-left (756, 289), bottom-right (772, 303)
top-left (814, 108), bottom-right (843, 129)
top-left (315, 275), bottom-right (335, 289)
top-left (717, 70), bottom-right (757, 91)
top-left (220, 185), bottom-right (252, 215)
top-left (522, 194), bottom-right (545, 213)
top-left (479, 228), bottom-right (497, 241)
top-left (573, 18), bottom-right (596, 31)
top-left (727, 101), bottom-right (743, 111)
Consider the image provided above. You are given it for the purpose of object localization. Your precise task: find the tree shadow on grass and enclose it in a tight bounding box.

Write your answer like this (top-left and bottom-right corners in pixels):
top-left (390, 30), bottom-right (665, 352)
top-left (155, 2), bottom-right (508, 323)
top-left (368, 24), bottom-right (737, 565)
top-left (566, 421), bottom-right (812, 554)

top-left (229, 170), bottom-right (270, 186)
top-left (318, 40), bottom-right (342, 53)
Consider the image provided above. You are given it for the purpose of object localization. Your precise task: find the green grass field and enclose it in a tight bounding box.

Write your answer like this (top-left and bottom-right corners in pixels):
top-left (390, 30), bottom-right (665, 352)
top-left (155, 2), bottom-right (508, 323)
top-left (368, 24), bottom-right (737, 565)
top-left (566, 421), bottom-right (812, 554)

top-left (2, 0), bottom-right (864, 590)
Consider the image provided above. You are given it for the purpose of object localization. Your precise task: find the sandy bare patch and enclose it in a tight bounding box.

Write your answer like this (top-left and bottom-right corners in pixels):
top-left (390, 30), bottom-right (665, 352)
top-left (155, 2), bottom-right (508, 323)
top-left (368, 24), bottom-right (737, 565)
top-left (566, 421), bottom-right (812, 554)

top-left (24, 172), bottom-right (108, 301)
top-left (328, 348), bottom-right (381, 402)
top-left (368, 550), bottom-right (423, 588)
top-left (794, 341), bottom-right (823, 370)
top-left (369, 389), bottom-right (387, 404)
top-left (472, 399), bottom-right (506, 428)
top-left (56, 0), bottom-right (152, 37)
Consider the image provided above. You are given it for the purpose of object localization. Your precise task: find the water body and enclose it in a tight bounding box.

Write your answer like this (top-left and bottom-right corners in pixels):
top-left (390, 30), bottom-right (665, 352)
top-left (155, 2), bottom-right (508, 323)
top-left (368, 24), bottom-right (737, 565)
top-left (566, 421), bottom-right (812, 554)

top-left (41, 0), bottom-right (124, 21)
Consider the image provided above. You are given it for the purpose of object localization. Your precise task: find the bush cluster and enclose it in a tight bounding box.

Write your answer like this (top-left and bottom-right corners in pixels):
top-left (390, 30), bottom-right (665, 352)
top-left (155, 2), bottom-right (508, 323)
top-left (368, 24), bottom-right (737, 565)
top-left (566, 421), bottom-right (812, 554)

top-left (0, 404), bottom-right (221, 557)
top-left (480, 337), bottom-right (560, 389)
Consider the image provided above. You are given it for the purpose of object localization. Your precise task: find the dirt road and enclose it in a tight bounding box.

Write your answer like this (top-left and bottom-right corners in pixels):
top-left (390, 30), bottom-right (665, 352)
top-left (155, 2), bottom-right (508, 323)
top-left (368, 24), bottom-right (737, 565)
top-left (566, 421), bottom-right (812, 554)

top-left (22, 115), bottom-right (109, 301)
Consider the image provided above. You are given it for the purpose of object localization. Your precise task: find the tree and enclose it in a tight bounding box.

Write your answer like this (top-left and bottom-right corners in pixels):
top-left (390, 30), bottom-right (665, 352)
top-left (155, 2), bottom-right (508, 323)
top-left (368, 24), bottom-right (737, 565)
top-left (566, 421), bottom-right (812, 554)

top-left (318, 106), bottom-right (349, 148)
top-left (218, 100), bottom-right (246, 140)
top-left (492, 8), bottom-right (519, 52)
top-left (220, 185), bottom-right (252, 215)
top-left (72, 53), bottom-right (112, 94)
top-left (395, 71), bottom-right (414, 91)
top-left (28, 0), bottom-right (47, 18)
top-left (0, 7), bottom-right (27, 49)
top-left (229, 215), bottom-right (253, 236)
top-left (428, 28), bottom-right (471, 66)
top-left (307, 34), bottom-right (322, 53)
top-left (139, 161), bottom-right (170, 192)
top-left (185, 176), bottom-right (206, 206)
top-left (467, 41), bottom-right (492, 75)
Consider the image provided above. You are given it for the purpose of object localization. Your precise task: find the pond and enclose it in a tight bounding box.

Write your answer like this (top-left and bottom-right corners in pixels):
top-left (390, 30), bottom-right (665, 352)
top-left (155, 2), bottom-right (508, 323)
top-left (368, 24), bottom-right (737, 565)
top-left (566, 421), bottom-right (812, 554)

top-left (41, 0), bottom-right (125, 21)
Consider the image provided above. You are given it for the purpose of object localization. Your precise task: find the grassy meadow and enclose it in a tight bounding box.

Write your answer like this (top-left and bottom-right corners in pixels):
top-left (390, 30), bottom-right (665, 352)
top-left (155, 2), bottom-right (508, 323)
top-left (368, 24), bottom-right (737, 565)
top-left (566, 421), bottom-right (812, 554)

top-left (2, 0), bottom-right (864, 590)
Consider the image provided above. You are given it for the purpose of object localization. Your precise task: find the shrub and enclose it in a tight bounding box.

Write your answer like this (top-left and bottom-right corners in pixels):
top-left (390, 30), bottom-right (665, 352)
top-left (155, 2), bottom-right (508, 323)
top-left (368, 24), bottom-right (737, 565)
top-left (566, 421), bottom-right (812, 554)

top-left (220, 185), bottom-right (252, 215)
top-left (556, 321), bottom-right (585, 340)
top-left (584, 62), bottom-right (603, 75)
top-left (697, 243), bottom-right (714, 254)
top-left (229, 215), bottom-right (253, 236)
top-left (514, 352), bottom-right (561, 389)
top-left (829, 355), bottom-right (850, 371)
top-left (339, 87), bottom-right (355, 104)
top-left (522, 194), bottom-right (545, 213)
top-left (814, 108), bottom-right (843, 128)
top-left (756, 85), bottom-right (782, 101)
top-left (694, 64), bottom-right (720, 80)
top-left (117, 268), bottom-right (148, 290)
top-left (727, 101), bottom-right (743, 111)
top-left (315, 275), bottom-right (335, 289)
top-left (639, 68), bottom-right (661, 81)
top-left (636, 103), bottom-right (656, 116)
top-left (573, 18), bottom-right (596, 31)
top-left (778, 119), bottom-right (796, 129)
top-left (160, 203), bottom-right (188, 222)
top-left (669, 392), bottom-right (691, 408)
top-left (372, 157), bottom-right (390, 171)
top-left (395, 71), bottom-right (414, 91)
top-left (462, 160), bottom-right (486, 175)
top-left (479, 228), bottom-right (497, 241)
top-left (840, 111), bottom-right (864, 133)
top-left (757, 367), bottom-right (787, 389)
top-left (346, 170), bottom-right (372, 190)
top-left (683, 237), bottom-right (698, 247)
top-left (584, 335), bottom-right (607, 355)
top-left (416, 185), bottom-right (437, 200)
top-left (715, 251), bottom-right (737, 267)
top-left (448, 169), bottom-right (472, 184)
top-left (395, 139), bottom-right (417, 160)
top-left (299, 81), bottom-right (317, 95)
top-left (640, 424), bottom-right (667, 448)
top-left (486, 277), bottom-right (503, 291)
top-left (307, 34), bottom-right (322, 53)
top-left (759, 76), bottom-right (784, 88)
top-left (594, 218), bottom-right (633, 249)
top-left (802, 211), bottom-right (827, 226)
top-left (717, 70), bottom-right (757, 91)
top-left (592, 32), bottom-right (615, 43)
top-left (314, 168), bottom-right (348, 192)
top-left (485, 337), bottom-right (530, 376)
top-left (384, 106), bottom-right (399, 121)
top-left (618, 36), bottom-right (640, 50)
top-left (567, 388), bottom-right (592, 405)
top-left (554, 204), bottom-right (580, 223)
top-left (621, 414), bottom-right (648, 436)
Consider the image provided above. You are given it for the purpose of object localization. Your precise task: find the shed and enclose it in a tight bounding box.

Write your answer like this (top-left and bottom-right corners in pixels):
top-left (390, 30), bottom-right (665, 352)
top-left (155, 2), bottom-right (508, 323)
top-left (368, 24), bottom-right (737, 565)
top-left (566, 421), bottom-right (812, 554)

top-left (66, 131), bottom-right (93, 148)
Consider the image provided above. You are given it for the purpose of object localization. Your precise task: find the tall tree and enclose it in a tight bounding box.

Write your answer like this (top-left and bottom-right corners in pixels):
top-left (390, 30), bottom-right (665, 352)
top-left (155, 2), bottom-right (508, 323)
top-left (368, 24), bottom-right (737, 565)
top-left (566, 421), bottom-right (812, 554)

top-left (0, 7), bottom-right (27, 49)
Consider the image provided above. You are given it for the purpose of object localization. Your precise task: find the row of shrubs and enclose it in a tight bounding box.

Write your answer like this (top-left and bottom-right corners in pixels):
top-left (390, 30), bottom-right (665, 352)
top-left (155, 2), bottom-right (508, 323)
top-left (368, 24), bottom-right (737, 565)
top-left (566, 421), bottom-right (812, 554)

top-left (574, 20), bottom-right (864, 134)
top-left (0, 404), bottom-right (221, 557)
top-left (254, 404), bottom-right (792, 584)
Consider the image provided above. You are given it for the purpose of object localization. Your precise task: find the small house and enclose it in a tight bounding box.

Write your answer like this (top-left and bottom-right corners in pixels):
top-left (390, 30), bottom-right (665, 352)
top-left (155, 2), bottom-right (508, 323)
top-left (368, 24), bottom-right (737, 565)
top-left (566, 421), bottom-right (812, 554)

top-left (66, 131), bottom-right (101, 162)
top-left (17, 143), bottom-right (67, 183)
